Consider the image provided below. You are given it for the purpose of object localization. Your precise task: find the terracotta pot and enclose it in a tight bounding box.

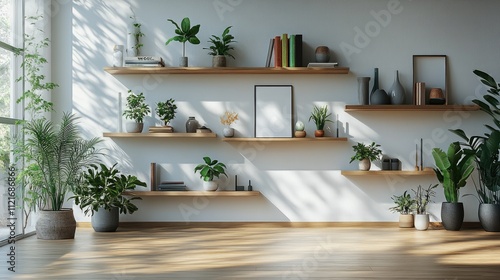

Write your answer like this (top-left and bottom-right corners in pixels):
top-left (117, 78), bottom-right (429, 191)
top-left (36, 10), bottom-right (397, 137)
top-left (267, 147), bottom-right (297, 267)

top-left (314, 130), bottom-right (324, 137)
top-left (295, 130), bottom-right (306, 138)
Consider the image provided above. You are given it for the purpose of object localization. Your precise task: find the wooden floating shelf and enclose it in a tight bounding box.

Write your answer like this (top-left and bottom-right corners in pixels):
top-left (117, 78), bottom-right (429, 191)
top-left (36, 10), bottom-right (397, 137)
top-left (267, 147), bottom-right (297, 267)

top-left (123, 191), bottom-right (261, 197)
top-left (345, 105), bottom-right (480, 112)
top-left (341, 170), bottom-right (435, 176)
top-left (103, 132), bottom-right (217, 138)
top-left (222, 137), bottom-right (348, 142)
top-left (104, 67), bottom-right (350, 75)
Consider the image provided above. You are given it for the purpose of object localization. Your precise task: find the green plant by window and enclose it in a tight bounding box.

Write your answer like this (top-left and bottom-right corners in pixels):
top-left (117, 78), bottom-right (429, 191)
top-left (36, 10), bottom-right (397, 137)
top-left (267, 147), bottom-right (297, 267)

top-left (123, 90), bottom-right (150, 123)
top-left (204, 26), bottom-right (236, 59)
top-left (349, 142), bottom-right (382, 163)
top-left (412, 184), bottom-right (437, 214)
top-left (308, 105), bottom-right (332, 130)
top-left (155, 98), bottom-right (177, 126)
top-left (194, 156), bottom-right (227, 182)
top-left (165, 17), bottom-right (201, 57)
top-left (389, 190), bottom-right (414, 215)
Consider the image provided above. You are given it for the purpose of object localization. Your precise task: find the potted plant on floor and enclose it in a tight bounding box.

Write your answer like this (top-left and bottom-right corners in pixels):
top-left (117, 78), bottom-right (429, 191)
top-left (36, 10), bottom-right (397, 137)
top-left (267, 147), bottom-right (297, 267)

top-left (451, 70), bottom-right (500, 232)
top-left (194, 156), bottom-right (228, 191)
top-left (412, 184), bottom-right (437, 231)
top-left (432, 142), bottom-right (474, 231)
top-left (123, 90), bottom-right (150, 133)
top-left (72, 163), bottom-right (147, 232)
top-left (389, 190), bottom-right (415, 228)
top-left (152, 98), bottom-right (177, 133)
top-left (349, 142), bottom-right (382, 171)
top-left (165, 17), bottom-right (201, 67)
top-left (308, 105), bottom-right (332, 137)
top-left (220, 111), bottom-right (238, 137)
top-left (204, 26), bottom-right (236, 67)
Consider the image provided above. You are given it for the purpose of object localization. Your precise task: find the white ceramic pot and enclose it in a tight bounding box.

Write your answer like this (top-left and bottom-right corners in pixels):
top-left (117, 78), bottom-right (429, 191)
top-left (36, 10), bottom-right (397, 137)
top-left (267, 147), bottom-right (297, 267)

top-left (203, 180), bottom-right (218, 191)
top-left (414, 213), bottom-right (429, 231)
top-left (223, 127), bottom-right (234, 137)
top-left (125, 122), bottom-right (143, 133)
top-left (359, 158), bottom-right (371, 171)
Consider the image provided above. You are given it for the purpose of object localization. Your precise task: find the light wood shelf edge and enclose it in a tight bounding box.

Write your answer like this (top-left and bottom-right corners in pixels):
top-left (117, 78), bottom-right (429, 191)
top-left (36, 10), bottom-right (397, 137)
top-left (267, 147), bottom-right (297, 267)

top-left (123, 191), bottom-right (261, 197)
top-left (103, 132), bottom-right (217, 138)
top-left (104, 67), bottom-right (350, 75)
top-left (341, 170), bottom-right (435, 176)
top-left (345, 105), bottom-right (480, 112)
top-left (222, 137), bottom-right (348, 142)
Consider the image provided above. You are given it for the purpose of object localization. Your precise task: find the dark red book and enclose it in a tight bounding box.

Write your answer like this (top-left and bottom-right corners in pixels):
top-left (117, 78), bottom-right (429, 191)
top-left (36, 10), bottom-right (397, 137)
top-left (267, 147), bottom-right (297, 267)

top-left (274, 36), bottom-right (282, 68)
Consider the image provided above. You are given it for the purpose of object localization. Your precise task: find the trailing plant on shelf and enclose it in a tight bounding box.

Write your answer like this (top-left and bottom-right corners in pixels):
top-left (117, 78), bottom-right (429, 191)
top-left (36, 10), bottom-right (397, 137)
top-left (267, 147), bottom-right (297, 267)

top-left (204, 26), bottom-right (236, 67)
top-left (155, 98), bottom-right (177, 126)
top-left (349, 142), bottom-right (382, 171)
top-left (389, 190), bottom-right (414, 215)
top-left (165, 17), bottom-right (201, 66)
top-left (123, 90), bottom-right (150, 133)
top-left (194, 156), bottom-right (227, 191)
top-left (308, 105), bottom-right (332, 137)
top-left (412, 184), bottom-right (437, 214)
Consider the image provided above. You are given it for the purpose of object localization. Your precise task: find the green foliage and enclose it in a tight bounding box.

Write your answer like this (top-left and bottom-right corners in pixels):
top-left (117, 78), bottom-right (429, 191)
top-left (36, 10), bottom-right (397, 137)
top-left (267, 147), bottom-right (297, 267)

top-left (194, 156), bottom-right (227, 182)
top-left (123, 90), bottom-right (150, 123)
top-left (412, 184), bottom-right (437, 214)
top-left (130, 18), bottom-right (144, 55)
top-left (389, 190), bottom-right (414, 215)
top-left (349, 142), bottom-right (382, 163)
top-left (432, 142), bottom-right (474, 203)
top-left (165, 17), bottom-right (201, 57)
top-left (155, 98), bottom-right (177, 125)
top-left (308, 105), bottom-right (332, 130)
top-left (16, 113), bottom-right (102, 211)
top-left (71, 163), bottom-right (147, 216)
top-left (204, 26), bottom-right (236, 59)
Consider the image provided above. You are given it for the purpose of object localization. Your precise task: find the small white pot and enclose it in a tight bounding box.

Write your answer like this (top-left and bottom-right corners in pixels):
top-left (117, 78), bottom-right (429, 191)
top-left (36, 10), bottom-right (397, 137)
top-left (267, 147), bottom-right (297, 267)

top-left (203, 180), bottom-right (218, 191)
top-left (223, 127), bottom-right (234, 137)
top-left (358, 158), bottom-right (371, 171)
top-left (125, 122), bottom-right (144, 133)
top-left (414, 213), bottom-right (430, 231)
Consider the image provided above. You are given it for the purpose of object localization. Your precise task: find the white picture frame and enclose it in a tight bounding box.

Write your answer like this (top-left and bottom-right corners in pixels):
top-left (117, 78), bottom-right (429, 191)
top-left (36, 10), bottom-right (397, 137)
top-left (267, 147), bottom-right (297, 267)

top-left (413, 55), bottom-right (448, 105)
top-left (254, 85), bottom-right (293, 138)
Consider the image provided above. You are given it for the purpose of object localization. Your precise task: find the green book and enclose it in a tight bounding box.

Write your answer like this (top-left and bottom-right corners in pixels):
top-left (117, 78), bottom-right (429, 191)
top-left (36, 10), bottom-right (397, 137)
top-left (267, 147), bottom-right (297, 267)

top-left (281, 34), bottom-right (288, 67)
top-left (289, 34), bottom-right (296, 67)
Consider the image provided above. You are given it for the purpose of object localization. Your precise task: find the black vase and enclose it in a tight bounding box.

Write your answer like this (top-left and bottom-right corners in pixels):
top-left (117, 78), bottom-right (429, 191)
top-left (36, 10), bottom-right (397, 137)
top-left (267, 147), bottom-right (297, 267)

top-left (441, 202), bottom-right (464, 231)
top-left (478, 203), bottom-right (500, 232)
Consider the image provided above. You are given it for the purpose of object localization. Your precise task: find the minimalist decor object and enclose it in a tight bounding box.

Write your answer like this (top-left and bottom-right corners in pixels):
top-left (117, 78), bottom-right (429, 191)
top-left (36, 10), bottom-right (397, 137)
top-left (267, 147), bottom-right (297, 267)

top-left (357, 77), bottom-right (370, 105)
top-left (204, 26), bottom-right (236, 67)
top-left (254, 85), bottom-right (293, 137)
top-left (123, 90), bottom-right (150, 133)
top-left (194, 156), bottom-right (228, 191)
top-left (370, 68), bottom-right (379, 97)
top-left (185, 116), bottom-right (199, 133)
top-left (309, 105), bottom-right (332, 137)
top-left (370, 68), bottom-right (390, 105)
top-left (220, 111), bottom-right (238, 137)
top-left (432, 142), bottom-right (474, 231)
top-left (152, 98), bottom-right (177, 132)
top-left (315, 46), bottom-right (330, 62)
top-left (412, 184), bottom-right (437, 231)
top-left (112, 44), bottom-right (124, 67)
top-left (429, 88), bottom-right (446, 104)
top-left (349, 142), bottom-right (382, 171)
top-left (389, 190), bottom-right (415, 228)
top-left (294, 120), bottom-right (306, 137)
top-left (388, 70), bottom-right (405, 105)
top-left (165, 17), bottom-right (201, 67)
top-left (127, 17), bottom-right (144, 57)
top-left (413, 55), bottom-right (448, 105)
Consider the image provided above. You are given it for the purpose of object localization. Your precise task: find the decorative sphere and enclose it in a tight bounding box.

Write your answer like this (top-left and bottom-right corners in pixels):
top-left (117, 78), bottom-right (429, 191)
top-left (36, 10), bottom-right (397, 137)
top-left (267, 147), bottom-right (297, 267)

top-left (295, 121), bottom-right (305, 131)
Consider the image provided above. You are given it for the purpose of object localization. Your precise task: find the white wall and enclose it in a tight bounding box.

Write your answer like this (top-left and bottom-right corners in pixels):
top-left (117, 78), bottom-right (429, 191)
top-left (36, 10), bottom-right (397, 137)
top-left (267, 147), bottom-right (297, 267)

top-left (51, 0), bottom-right (500, 223)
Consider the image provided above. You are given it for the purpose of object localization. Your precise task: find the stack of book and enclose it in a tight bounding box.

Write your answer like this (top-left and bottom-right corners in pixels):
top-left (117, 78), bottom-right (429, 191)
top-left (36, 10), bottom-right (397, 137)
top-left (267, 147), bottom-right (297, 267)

top-left (124, 56), bottom-right (165, 67)
top-left (149, 126), bottom-right (174, 133)
top-left (157, 181), bottom-right (187, 191)
top-left (266, 34), bottom-right (303, 67)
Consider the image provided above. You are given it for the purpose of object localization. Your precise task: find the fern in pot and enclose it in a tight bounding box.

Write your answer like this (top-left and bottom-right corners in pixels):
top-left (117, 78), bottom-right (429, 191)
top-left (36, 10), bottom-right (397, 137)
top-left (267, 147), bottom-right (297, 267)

top-left (123, 90), bottom-right (150, 133)
top-left (194, 156), bottom-right (228, 191)
top-left (204, 26), bottom-right (236, 67)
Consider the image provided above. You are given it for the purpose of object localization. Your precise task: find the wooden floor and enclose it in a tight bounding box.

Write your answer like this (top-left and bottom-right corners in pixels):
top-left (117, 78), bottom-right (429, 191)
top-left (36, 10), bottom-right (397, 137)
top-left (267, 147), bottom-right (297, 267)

top-left (1, 224), bottom-right (500, 279)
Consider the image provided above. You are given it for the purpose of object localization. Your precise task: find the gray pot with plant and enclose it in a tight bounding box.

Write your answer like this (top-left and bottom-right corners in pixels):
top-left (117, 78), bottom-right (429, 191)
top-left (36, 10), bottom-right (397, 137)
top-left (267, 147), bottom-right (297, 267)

top-left (123, 90), bottom-right (150, 133)
top-left (72, 163), bottom-right (147, 232)
top-left (389, 190), bottom-right (415, 228)
top-left (432, 142), bottom-right (474, 231)
top-left (350, 142), bottom-right (382, 171)
top-left (451, 70), bottom-right (500, 232)
top-left (154, 98), bottom-right (177, 132)
top-left (204, 26), bottom-right (236, 67)
top-left (308, 105), bottom-right (332, 137)
top-left (412, 184), bottom-right (437, 230)
top-left (194, 156), bottom-right (228, 191)
top-left (165, 17), bottom-right (201, 67)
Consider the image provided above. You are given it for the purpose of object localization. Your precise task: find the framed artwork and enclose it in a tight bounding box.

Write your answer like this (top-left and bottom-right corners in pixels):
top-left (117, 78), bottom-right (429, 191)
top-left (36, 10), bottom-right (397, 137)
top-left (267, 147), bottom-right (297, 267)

top-left (412, 55), bottom-right (448, 105)
top-left (254, 85), bottom-right (293, 137)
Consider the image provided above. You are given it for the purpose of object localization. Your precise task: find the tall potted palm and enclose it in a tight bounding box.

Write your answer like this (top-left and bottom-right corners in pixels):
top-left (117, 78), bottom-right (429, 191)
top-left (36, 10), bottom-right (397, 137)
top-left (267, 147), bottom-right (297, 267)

top-left (451, 70), bottom-right (500, 231)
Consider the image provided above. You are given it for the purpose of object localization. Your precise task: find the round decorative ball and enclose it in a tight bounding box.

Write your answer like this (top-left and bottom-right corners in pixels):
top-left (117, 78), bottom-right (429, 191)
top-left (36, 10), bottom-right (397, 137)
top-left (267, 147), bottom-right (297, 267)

top-left (315, 46), bottom-right (330, 63)
top-left (295, 121), bottom-right (305, 131)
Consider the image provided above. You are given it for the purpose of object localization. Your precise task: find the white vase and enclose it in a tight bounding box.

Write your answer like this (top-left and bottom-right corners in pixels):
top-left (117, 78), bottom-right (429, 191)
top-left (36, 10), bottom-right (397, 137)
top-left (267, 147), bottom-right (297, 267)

top-left (125, 122), bottom-right (143, 133)
top-left (359, 158), bottom-right (371, 171)
top-left (223, 127), bottom-right (234, 137)
top-left (414, 213), bottom-right (429, 231)
top-left (203, 181), bottom-right (218, 191)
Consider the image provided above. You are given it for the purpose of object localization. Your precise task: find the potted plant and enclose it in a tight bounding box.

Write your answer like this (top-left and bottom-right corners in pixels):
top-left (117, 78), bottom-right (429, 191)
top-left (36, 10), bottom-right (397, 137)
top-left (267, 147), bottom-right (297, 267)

top-left (451, 70), bottom-right (500, 231)
top-left (389, 190), bottom-right (415, 228)
top-left (220, 111), bottom-right (238, 137)
top-left (153, 98), bottom-right (177, 132)
top-left (432, 142), bottom-right (474, 231)
top-left (412, 184), bottom-right (437, 230)
top-left (72, 163), bottom-right (147, 232)
top-left (204, 26), bottom-right (236, 67)
top-left (349, 142), bottom-right (382, 171)
top-left (165, 17), bottom-right (201, 67)
top-left (16, 113), bottom-right (102, 239)
top-left (128, 17), bottom-right (144, 56)
top-left (194, 156), bottom-right (228, 191)
top-left (123, 90), bottom-right (150, 133)
top-left (308, 105), bottom-right (332, 137)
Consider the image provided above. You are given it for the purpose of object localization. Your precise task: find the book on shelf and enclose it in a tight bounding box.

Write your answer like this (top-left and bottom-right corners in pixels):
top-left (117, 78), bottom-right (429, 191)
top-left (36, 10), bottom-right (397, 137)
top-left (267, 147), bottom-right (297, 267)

top-left (281, 34), bottom-right (289, 67)
top-left (150, 162), bottom-right (157, 191)
top-left (265, 38), bottom-right (274, 67)
top-left (125, 56), bottom-right (164, 63)
top-left (148, 126), bottom-right (174, 133)
top-left (307, 62), bottom-right (339, 68)
top-left (274, 36), bottom-right (282, 68)
top-left (160, 181), bottom-right (185, 185)
top-left (294, 34), bottom-right (303, 67)
top-left (289, 34), bottom-right (296, 67)
top-left (124, 63), bottom-right (165, 67)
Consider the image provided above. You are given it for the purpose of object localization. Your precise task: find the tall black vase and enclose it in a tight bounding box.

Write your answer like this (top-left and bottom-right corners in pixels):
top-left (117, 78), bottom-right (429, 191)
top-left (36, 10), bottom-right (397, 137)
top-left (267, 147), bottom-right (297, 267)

top-left (441, 202), bottom-right (464, 231)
